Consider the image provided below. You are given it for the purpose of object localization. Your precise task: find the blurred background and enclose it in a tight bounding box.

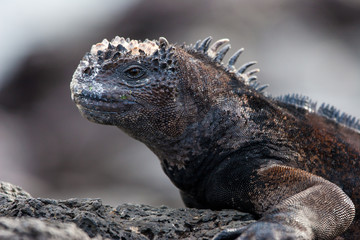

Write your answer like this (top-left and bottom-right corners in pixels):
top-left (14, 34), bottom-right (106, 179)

top-left (0, 0), bottom-right (359, 208)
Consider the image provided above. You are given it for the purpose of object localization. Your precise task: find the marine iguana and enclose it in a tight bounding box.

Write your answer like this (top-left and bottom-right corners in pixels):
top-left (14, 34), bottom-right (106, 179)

top-left (70, 36), bottom-right (360, 239)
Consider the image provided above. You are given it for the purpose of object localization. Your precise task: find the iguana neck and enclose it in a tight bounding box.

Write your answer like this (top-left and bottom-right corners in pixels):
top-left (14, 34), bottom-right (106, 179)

top-left (141, 94), bottom-right (299, 191)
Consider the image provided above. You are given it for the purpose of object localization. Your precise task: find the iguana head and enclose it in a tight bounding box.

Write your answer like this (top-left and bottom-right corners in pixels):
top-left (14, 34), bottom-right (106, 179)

top-left (71, 36), bottom-right (261, 143)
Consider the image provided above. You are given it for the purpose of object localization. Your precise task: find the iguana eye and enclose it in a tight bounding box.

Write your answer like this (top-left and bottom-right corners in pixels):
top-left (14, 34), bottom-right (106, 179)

top-left (124, 66), bottom-right (146, 79)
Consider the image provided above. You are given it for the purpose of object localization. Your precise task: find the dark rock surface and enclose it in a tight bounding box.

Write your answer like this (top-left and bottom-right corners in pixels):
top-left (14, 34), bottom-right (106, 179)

top-left (0, 182), bottom-right (255, 239)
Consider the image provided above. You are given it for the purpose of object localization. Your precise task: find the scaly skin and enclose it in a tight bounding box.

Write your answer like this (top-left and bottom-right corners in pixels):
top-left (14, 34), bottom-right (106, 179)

top-left (71, 36), bottom-right (359, 239)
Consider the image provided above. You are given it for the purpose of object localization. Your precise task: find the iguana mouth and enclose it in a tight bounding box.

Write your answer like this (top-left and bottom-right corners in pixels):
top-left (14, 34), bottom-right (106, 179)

top-left (73, 90), bottom-right (138, 113)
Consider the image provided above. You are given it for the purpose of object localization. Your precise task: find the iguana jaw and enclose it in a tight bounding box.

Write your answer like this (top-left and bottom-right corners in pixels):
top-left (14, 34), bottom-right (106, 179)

top-left (70, 61), bottom-right (136, 124)
top-left (72, 91), bottom-right (139, 126)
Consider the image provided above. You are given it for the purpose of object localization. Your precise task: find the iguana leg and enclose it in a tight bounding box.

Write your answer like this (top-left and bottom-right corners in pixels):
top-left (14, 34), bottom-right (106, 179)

top-left (209, 164), bottom-right (355, 240)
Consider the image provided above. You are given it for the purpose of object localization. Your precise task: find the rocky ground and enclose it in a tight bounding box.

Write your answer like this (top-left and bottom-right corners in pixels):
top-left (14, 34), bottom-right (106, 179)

top-left (0, 182), bottom-right (255, 239)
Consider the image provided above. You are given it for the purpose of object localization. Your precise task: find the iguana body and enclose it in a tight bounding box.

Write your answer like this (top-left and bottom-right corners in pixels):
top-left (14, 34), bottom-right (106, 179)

top-left (70, 36), bottom-right (360, 239)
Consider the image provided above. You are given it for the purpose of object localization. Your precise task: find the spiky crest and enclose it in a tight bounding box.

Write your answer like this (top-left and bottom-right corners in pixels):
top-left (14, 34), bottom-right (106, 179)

top-left (207, 38), bottom-right (230, 58)
top-left (85, 36), bottom-right (359, 132)
top-left (276, 94), bottom-right (360, 131)
top-left (276, 94), bottom-right (317, 113)
top-left (188, 36), bottom-right (267, 94)
top-left (318, 103), bottom-right (360, 130)
top-left (187, 37), bottom-right (359, 132)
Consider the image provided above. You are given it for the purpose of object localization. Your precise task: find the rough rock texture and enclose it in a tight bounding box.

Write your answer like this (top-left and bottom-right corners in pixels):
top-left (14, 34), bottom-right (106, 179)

top-left (0, 217), bottom-right (96, 240)
top-left (0, 182), bottom-right (255, 239)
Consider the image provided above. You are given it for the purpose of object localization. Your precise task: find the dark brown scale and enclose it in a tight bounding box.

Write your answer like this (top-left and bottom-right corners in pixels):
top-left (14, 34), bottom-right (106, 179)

top-left (104, 51), bottom-right (112, 60)
top-left (112, 52), bottom-right (120, 60)
top-left (116, 44), bottom-right (126, 52)
top-left (97, 57), bottom-right (104, 64)
top-left (83, 67), bottom-right (93, 76)
top-left (152, 59), bottom-right (159, 67)
top-left (102, 63), bottom-right (113, 71)
top-left (107, 43), bottom-right (114, 50)
top-left (160, 63), bottom-right (167, 69)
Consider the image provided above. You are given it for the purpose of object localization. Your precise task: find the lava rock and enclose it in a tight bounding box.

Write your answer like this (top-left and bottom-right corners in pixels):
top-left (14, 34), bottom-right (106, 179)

top-left (0, 182), bottom-right (255, 239)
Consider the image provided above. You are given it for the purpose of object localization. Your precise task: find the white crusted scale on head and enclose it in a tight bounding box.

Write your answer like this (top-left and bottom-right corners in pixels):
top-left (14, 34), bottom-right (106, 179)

top-left (88, 35), bottom-right (264, 95)
top-left (90, 36), bottom-right (161, 57)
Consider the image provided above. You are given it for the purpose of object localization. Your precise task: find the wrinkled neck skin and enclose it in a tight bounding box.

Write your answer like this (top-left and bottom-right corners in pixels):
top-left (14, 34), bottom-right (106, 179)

top-left (117, 52), bottom-right (296, 191)
top-left (119, 99), bottom-right (252, 191)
